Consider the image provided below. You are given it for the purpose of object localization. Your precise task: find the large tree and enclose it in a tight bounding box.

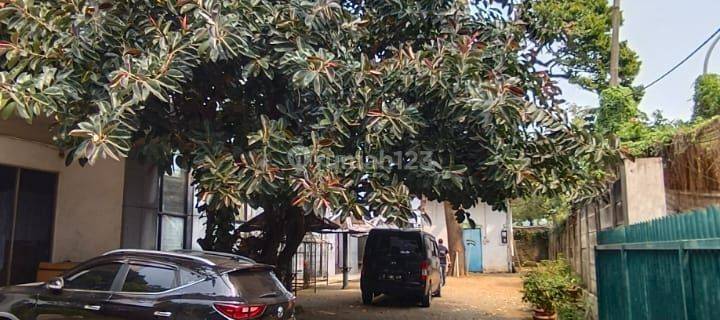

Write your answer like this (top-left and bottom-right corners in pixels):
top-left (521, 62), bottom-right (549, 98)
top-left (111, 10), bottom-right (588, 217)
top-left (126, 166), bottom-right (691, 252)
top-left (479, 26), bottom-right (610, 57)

top-left (518, 0), bottom-right (641, 93)
top-left (0, 0), bottom-right (618, 281)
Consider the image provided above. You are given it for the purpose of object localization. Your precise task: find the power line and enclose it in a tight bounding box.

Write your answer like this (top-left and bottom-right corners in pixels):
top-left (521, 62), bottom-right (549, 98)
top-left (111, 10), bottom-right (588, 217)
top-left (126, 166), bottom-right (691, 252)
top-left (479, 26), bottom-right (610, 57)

top-left (644, 26), bottom-right (720, 90)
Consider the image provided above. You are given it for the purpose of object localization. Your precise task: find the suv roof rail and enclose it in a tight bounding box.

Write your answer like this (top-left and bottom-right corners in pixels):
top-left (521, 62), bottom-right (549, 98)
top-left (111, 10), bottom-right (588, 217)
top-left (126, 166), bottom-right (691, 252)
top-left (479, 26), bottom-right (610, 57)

top-left (102, 249), bottom-right (216, 266)
top-left (174, 250), bottom-right (256, 263)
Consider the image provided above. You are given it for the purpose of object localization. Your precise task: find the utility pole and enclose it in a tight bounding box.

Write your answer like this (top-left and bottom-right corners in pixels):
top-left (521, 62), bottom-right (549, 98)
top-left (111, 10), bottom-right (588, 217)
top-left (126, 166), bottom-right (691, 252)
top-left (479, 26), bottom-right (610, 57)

top-left (703, 33), bottom-right (720, 74)
top-left (609, 0), bottom-right (621, 86)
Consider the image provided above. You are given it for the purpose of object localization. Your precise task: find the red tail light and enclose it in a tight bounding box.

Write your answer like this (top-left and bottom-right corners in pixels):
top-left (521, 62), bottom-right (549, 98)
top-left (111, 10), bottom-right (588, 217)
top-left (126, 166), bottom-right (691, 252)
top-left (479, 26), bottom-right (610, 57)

top-left (420, 261), bottom-right (429, 281)
top-left (213, 303), bottom-right (266, 320)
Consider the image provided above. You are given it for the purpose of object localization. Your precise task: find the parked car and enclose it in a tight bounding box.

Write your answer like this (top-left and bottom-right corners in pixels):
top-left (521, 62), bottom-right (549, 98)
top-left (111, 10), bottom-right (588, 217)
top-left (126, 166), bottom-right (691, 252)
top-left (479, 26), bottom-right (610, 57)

top-left (0, 249), bottom-right (295, 320)
top-left (360, 229), bottom-right (442, 307)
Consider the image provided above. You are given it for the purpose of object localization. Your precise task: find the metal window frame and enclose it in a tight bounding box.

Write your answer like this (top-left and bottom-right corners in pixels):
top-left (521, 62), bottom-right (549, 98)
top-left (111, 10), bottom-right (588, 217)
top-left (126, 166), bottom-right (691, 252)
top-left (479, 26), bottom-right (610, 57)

top-left (157, 169), bottom-right (193, 251)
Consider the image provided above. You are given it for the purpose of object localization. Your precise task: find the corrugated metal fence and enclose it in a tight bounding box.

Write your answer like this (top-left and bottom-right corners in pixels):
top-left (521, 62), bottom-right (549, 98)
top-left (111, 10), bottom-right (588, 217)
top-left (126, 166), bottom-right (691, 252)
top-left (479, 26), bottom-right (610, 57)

top-left (596, 205), bottom-right (720, 320)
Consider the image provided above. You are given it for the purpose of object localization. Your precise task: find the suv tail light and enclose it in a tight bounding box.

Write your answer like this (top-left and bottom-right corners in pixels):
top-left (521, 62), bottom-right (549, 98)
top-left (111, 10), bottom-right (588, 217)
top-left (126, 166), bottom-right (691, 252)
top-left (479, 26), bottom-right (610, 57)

top-left (420, 261), bottom-right (429, 281)
top-left (213, 303), bottom-right (266, 320)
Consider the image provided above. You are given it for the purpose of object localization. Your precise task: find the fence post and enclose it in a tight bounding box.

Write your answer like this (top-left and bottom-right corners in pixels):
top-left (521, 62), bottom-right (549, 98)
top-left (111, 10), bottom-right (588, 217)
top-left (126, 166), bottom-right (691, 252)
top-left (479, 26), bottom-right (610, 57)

top-left (678, 248), bottom-right (693, 320)
top-left (621, 247), bottom-right (632, 320)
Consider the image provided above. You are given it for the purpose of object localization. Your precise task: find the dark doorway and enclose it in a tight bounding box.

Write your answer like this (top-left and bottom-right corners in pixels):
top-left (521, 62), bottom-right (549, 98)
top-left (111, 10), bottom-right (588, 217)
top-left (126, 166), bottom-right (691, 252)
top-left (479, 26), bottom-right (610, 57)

top-left (0, 164), bottom-right (57, 285)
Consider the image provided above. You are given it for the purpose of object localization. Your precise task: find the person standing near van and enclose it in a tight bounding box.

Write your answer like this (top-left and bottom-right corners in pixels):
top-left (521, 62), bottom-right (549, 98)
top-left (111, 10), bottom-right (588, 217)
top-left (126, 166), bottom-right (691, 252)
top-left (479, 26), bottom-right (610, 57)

top-left (437, 238), bottom-right (449, 285)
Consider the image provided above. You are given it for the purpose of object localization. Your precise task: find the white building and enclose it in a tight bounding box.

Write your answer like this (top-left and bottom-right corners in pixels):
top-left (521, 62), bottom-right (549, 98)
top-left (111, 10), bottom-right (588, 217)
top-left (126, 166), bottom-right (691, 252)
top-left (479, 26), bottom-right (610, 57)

top-left (0, 117), bottom-right (210, 286)
top-left (422, 200), bottom-right (512, 273)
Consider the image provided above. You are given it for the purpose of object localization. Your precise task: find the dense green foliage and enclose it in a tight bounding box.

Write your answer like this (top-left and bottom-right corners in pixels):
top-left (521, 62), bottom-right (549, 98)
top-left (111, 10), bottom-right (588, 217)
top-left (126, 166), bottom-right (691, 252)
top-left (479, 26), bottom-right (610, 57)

top-left (511, 195), bottom-right (570, 223)
top-left (522, 259), bottom-right (583, 314)
top-left (0, 0), bottom-right (620, 275)
top-left (594, 86), bottom-right (684, 157)
top-left (616, 110), bottom-right (683, 157)
top-left (519, 0), bottom-right (641, 93)
top-left (693, 73), bottom-right (720, 120)
top-left (595, 86), bottom-right (639, 133)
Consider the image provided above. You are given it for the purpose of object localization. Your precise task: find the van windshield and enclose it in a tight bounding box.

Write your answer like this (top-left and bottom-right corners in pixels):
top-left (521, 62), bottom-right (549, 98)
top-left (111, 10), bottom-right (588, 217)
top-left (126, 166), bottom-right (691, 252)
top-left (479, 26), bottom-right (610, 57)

top-left (370, 233), bottom-right (422, 257)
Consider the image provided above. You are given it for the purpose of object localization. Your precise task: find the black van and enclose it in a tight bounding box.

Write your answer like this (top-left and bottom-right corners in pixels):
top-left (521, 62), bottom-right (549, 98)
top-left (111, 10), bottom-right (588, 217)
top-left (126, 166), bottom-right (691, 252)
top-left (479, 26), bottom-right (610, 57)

top-left (360, 229), bottom-right (442, 307)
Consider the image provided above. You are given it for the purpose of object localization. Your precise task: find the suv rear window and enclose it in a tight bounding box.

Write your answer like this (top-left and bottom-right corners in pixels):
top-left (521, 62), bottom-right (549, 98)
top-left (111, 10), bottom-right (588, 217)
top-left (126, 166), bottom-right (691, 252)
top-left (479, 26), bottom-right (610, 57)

top-left (228, 271), bottom-right (288, 298)
top-left (368, 232), bottom-right (422, 257)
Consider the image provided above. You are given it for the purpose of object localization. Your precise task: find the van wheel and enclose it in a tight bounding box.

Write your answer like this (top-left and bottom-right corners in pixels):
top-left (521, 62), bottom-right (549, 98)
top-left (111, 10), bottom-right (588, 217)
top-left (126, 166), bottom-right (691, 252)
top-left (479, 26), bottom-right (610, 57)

top-left (362, 290), bottom-right (374, 305)
top-left (420, 291), bottom-right (431, 308)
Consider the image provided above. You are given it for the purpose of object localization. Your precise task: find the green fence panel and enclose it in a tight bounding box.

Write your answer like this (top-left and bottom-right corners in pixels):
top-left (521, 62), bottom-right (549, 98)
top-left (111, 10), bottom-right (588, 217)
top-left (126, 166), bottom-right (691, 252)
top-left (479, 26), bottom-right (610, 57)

top-left (596, 206), bottom-right (720, 320)
top-left (689, 250), bottom-right (720, 319)
top-left (596, 250), bottom-right (628, 320)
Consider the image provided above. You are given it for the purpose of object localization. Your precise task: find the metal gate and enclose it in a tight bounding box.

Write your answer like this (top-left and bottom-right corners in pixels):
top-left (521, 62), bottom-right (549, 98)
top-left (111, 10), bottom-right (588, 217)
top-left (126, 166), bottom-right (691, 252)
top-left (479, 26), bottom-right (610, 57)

top-left (596, 206), bottom-right (720, 320)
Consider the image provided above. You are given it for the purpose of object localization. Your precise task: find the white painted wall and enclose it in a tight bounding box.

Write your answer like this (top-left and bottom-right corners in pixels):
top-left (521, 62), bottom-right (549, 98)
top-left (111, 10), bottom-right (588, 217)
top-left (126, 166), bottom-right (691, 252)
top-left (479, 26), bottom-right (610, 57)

top-left (467, 204), bottom-right (510, 273)
top-left (0, 135), bottom-right (125, 263)
top-left (423, 200), bottom-right (511, 273)
top-left (422, 200), bottom-right (448, 244)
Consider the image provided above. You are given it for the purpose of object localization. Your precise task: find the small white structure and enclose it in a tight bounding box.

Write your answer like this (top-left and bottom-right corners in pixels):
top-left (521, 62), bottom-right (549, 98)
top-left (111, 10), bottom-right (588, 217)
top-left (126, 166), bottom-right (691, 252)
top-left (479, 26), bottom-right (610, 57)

top-left (421, 200), bottom-right (512, 273)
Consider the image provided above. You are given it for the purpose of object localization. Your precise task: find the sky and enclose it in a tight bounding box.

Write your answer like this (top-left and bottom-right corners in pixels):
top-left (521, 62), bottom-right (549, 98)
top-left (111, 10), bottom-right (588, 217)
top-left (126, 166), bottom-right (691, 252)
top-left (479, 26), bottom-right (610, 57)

top-left (558, 0), bottom-right (720, 121)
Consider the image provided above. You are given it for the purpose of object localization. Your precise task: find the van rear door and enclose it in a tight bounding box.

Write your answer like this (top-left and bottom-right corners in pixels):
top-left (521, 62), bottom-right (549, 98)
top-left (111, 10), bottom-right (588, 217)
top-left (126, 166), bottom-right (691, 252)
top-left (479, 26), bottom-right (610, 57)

top-left (366, 232), bottom-right (424, 284)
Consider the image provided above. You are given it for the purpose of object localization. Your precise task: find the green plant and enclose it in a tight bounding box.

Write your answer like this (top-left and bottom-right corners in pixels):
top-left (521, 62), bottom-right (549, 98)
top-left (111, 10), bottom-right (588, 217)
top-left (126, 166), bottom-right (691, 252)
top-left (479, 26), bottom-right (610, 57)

top-left (515, 229), bottom-right (549, 242)
top-left (512, 195), bottom-right (571, 223)
top-left (596, 86), bottom-right (640, 134)
top-left (593, 85), bottom-right (685, 157)
top-left (558, 303), bottom-right (586, 320)
top-left (693, 74), bottom-right (720, 120)
top-left (522, 259), bottom-right (583, 314)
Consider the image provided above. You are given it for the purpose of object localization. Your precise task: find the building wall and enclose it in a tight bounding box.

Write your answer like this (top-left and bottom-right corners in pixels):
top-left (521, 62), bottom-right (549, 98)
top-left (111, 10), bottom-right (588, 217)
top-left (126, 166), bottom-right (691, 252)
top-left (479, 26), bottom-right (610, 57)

top-left (468, 204), bottom-right (511, 273)
top-left (423, 200), bottom-right (511, 273)
top-left (0, 134), bottom-right (125, 263)
top-left (422, 201), bottom-right (448, 245)
top-left (324, 233), bottom-right (360, 277)
top-left (621, 158), bottom-right (667, 224)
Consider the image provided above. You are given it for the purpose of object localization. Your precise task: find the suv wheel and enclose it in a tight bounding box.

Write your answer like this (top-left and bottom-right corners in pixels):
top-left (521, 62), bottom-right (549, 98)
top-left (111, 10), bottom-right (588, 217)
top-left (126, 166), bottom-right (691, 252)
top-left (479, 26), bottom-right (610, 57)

top-left (420, 290), bottom-right (431, 308)
top-left (362, 290), bottom-right (374, 305)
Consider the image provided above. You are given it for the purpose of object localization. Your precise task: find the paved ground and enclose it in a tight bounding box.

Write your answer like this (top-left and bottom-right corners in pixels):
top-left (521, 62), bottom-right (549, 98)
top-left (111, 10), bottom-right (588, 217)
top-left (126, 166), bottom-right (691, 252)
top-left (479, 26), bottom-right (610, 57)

top-left (295, 273), bottom-right (532, 320)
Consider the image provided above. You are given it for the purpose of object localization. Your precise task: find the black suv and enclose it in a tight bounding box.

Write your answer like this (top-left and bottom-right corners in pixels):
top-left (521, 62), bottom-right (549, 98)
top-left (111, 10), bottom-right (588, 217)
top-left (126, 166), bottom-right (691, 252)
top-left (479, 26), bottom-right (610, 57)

top-left (0, 249), bottom-right (295, 320)
top-left (360, 229), bottom-right (442, 307)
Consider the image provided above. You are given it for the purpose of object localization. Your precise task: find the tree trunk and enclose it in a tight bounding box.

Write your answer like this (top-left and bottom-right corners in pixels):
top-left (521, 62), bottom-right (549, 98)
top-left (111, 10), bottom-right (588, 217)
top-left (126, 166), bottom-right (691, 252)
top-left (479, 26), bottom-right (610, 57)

top-left (198, 202), bottom-right (307, 289)
top-left (443, 202), bottom-right (467, 276)
top-left (198, 207), bottom-right (236, 252)
top-left (259, 205), bottom-right (283, 265)
top-left (277, 207), bottom-right (305, 287)
top-left (198, 209), bottom-right (217, 251)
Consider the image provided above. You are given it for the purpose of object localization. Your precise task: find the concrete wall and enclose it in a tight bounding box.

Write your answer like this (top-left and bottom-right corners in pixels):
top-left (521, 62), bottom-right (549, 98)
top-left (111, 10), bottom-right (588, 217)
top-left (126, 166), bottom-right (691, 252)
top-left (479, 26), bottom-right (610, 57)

top-left (621, 158), bottom-right (667, 224)
top-left (423, 200), bottom-right (511, 273)
top-left (0, 133), bottom-right (125, 263)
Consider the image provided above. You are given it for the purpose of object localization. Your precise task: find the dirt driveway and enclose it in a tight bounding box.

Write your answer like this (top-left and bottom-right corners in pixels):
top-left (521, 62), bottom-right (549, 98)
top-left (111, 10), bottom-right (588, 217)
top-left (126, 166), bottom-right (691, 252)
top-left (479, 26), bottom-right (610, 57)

top-left (295, 273), bottom-right (531, 320)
